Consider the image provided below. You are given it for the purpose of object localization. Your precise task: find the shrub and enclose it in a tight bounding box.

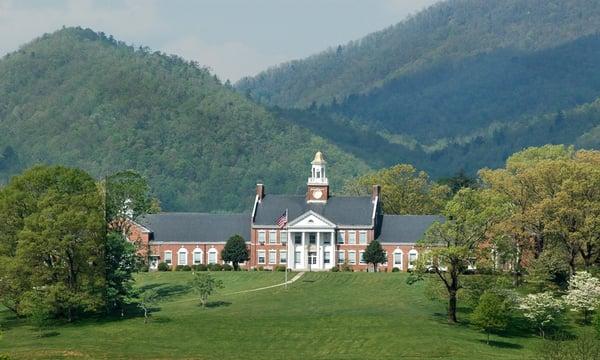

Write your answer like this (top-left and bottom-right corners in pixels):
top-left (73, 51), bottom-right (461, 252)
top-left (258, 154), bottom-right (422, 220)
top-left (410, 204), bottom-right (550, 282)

top-left (222, 264), bottom-right (234, 271)
top-left (471, 290), bottom-right (510, 344)
top-left (181, 265), bottom-right (192, 271)
top-left (208, 263), bottom-right (223, 271)
top-left (192, 264), bottom-right (208, 271)
top-left (330, 266), bottom-right (340, 272)
top-left (257, 266), bottom-right (264, 271)
top-left (274, 265), bottom-right (287, 272)
top-left (519, 292), bottom-right (565, 338)
top-left (392, 267), bottom-right (400, 272)
top-left (157, 262), bottom-right (170, 271)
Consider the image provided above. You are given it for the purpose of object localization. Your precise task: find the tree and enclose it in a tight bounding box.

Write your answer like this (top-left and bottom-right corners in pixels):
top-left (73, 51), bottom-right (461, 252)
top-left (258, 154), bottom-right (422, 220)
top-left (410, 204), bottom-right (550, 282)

top-left (221, 235), bottom-right (249, 271)
top-left (438, 169), bottom-right (478, 193)
top-left (104, 231), bottom-right (138, 316)
top-left (363, 240), bottom-right (386, 272)
top-left (20, 290), bottom-right (52, 337)
top-left (471, 290), bottom-right (510, 344)
top-left (564, 271), bottom-right (600, 323)
top-left (136, 288), bottom-right (159, 324)
top-left (0, 166), bottom-right (106, 321)
top-left (519, 292), bottom-right (564, 338)
top-left (343, 164), bottom-right (450, 215)
top-left (189, 273), bottom-right (223, 308)
top-left (415, 188), bottom-right (508, 323)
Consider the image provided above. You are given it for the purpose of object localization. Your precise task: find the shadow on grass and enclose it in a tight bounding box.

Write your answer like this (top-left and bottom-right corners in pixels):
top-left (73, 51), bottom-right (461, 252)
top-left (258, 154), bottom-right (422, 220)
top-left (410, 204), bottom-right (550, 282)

top-left (138, 283), bottom-right (191, 299)
top-left (477, 339), bottom-right (523, 349)
top-left (40, 330), bottom-right (60, 338)
top-left (200, 301), bottom-right (232, 309)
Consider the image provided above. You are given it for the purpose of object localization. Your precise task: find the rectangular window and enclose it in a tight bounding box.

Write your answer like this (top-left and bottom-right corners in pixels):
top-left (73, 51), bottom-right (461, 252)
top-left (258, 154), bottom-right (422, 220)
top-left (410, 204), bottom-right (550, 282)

top-left (309, 233), bottom-right (316, 245)
top-left (258, 250), bottom-right (266, 264)
top-left (324, 252), bottom-right (331, 264)
top-left (337, 251), bottom-right (345, 263)
top-left (359, 251), bottom-right (366, 264)
top-left (359, 231), bottom-right (367, 245)
top-left (178, 250), bottom-right (187, 266)
top-left (394, 252), bottom-right (403, 265)
top-left (258, 231), bottom-right (266, 244)
top-left (348, 251), bottom-right (356, 265)
top-left (348, 231), bottom-right (356, 245)
top-left (280, 250), bottom-right (287, 264)
top-left (322, 233), bottom-right (331, 245)
top-left (383, 252), bottom-right (388, 265)
top-left (409, 252), bottom-right (418, 267)
top-left (337, 231), bottom-right (345, 244)
top-left (294, 233), bottom-right (302, 245)
top-left (208, 251), bottom-right (217, 264)
top-left (294, 251), bottom-right (301, 264)
top-left (164, 251), bottom-right (172, 265)
top-left (193, 251), bottom-right (202, 265)
top-left (269, 230), bottom-right (277, 244)
top-left (280, 231), bottom-right (287, 244)
top-left (269, 250), bottom-right (277, 264)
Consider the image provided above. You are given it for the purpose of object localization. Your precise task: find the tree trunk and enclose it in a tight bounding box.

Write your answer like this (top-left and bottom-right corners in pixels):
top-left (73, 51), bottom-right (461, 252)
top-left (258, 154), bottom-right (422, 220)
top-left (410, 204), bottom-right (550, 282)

top-left (448, 290), bottom-right (457, 323)
top-left (233, 262), bottom-right (239, 271)
top-left (487, 330), bottom-right (490, 345)
top-left (144, 307), bottom-right (148, 323)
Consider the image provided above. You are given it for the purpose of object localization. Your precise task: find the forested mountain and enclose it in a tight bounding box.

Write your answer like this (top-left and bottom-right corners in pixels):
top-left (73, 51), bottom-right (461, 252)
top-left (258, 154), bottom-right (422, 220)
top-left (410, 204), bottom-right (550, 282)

top-left (0, 27), bottom-right (368, 212)
top-left (237, 0), bottom-right (600, 177)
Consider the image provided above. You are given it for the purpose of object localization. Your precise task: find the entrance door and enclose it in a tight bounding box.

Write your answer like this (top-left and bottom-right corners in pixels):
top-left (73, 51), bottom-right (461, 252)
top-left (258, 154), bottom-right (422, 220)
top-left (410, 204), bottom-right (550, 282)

top-left (308, 251), bottom-right (317, 269)
top-left (149, 256), bottom-right (159, 270)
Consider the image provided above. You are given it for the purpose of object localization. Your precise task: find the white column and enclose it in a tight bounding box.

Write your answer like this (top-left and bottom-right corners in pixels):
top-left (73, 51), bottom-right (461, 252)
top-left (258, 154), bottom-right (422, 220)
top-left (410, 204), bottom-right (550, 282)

top-left (287, 230), bottom-right (292, 270)
top-left (317, 232), bottom-right (322, 270)
top-left (301, 232), bottom-right (306, 270)
top-left (330, 230), bottom-right (336, 268)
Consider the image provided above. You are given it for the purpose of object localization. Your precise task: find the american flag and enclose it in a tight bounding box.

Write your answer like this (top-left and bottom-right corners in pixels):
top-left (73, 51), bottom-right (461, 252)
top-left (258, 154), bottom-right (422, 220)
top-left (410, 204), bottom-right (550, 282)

top-left (275, 209), bottom-right (288, 228)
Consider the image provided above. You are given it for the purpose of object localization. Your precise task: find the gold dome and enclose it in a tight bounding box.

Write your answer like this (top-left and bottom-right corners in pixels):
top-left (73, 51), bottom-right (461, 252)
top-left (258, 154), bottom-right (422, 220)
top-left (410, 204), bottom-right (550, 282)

top-left (311, 151), bottom-right (326, 165)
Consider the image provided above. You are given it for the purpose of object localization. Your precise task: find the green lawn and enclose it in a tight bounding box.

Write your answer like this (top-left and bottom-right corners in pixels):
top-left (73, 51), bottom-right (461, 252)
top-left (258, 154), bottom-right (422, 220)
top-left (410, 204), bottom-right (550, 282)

top-left (1, 272), bottom-right (543, 359)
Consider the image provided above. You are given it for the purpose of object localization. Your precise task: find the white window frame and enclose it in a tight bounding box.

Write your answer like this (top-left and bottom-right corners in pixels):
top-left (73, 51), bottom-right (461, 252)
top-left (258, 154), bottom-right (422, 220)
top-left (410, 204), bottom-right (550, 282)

top-left (258, 231), bottom-right (266, 244)
top-left (269, 250), bottom-right (277, 264)
top-left (258, 250), bottom-right (266, 264)
top-left (178, 248), bottom-right (188, 266)
top-left (294, 233), bottom-right (302, 245)
top-left (193, 249), bottom-right (203, 265)
top-left (279, 250), bottom-right (287, 264)
top-left (294, 251), bottom-right (301, 264)
top-left (164, 250), bottom-right (172, 265)
top-left (280, 231), bottom-right (287, 244)
top-left (208, 248), bottom-right (218, 264)
top-left (348, 231), bottom-right (356, 245)
top-left (337, 250), bottom-right (345, 263)
top-left (408, 249), bottom-right (418, 269)
top-left (383, 251), bottom-right (388, 265)
top-left (322, 232), bottom-right (331, 245)
top-left (348, 251), bottom-right (356, 265)
top-left (337, 231), bottom-right (345, 244)
top-left (393, 250), bottom-right (403, 268)
top-left (359, 250), bottom-right (366, 264)
top-left (359, 231), bottom-right (367, 245)
top-left (269, 230), bottom-right (277, 244)
top-left (324, 251), bottom-right (331, 264)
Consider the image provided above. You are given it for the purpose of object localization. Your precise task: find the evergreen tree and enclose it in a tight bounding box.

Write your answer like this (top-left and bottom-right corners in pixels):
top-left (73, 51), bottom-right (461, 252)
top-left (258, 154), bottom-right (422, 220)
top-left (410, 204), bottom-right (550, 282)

top-left (363, 240), bottom-right (386, 272)
top-left (221, 235), bottom-right (249, 271)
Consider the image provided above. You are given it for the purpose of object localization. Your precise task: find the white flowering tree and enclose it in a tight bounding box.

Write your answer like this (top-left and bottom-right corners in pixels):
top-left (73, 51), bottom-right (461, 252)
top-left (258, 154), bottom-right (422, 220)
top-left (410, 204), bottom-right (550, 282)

top-left (519, 292), bottom-right (564, 338)
top-left (565, 271), bottom-right (600, 323)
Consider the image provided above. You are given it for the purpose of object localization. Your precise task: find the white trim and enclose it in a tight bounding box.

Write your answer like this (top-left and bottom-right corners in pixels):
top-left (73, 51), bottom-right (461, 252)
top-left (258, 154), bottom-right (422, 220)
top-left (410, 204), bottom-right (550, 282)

top-left (251, 194), bottom-right (259, 220)
top-left (268, 250), bottom-right (277, 264)
top-left (164, 250), bottom-right (173, 265)
top-left (193, 248), bottom-right (203, 265)
top-left (208, 248), bottom-right (218, 264)
top-left (177, 248), bottom-right (188, 266)
top-left (359, 231), bottom-right (367, 245)
top-left (408, 249), bottom-right (419, 269)
top-left (359, 250), bottom-right (366, 264)
top-left (348, 250), bottom-right (357, 265)
top-left (279, 250), bottom-right (287, 264)
top-left (258, 230), bottom-right (266, 244)
top-left (257, 250), bottom-right (266, 265)
top-left (393, 249), bottom-right (403, 268)
top-left (150, 241), bottom-right (229, 245)
top-left (287, 210), bottom-right (336, 228)
top-left (268, 230), bottom-right (277, 244)
top-left (371, 195), bottom-right (378, 223)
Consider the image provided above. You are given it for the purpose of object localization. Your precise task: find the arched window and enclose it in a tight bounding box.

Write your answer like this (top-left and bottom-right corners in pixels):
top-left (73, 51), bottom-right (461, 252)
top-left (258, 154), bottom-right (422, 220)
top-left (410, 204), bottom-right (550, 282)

top-left (208, 248), bottom-right (218, 264)
top-left (408, 249), bottom-right (419, 269)
top-left (178, 248), bottom-right (188, 266)
top-left (193, 248), bottom-right (203, 265)
top-left (393, 249), bottom-right (403, 267)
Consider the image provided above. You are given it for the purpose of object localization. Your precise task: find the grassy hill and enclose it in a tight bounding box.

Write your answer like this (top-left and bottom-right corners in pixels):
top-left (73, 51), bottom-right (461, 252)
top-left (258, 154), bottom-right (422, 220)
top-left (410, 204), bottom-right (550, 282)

top-left (0, 272), bottom-right (544, 359)
top-left (0, 27), bottom-right (369, 211)
top-left (238, 0), bottom-right (600, 177)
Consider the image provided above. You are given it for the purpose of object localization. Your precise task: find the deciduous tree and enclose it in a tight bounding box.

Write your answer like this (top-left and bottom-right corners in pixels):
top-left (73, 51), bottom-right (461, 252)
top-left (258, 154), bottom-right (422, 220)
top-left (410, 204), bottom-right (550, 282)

top-left (471, 290), bottom-right (510, 344)
top-left (189, 273), bottom-right (223, 308)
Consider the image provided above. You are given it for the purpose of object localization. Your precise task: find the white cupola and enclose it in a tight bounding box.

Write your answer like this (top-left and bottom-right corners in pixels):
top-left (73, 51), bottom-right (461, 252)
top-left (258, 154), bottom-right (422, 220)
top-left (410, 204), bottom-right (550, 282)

top-left (308, 151), bottom-right (328, 185)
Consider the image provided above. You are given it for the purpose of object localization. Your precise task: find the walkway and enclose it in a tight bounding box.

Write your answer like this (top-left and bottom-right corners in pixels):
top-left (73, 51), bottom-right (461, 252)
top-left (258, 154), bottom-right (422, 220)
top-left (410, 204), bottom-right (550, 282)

top-left (224, 271), bottom-right (306, 296)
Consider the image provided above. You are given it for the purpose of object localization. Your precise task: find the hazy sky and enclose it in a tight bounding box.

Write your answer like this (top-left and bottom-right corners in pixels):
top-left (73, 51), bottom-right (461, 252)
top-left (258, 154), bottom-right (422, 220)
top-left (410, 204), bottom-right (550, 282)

top-left (0, 0), bottom-right (441, 81)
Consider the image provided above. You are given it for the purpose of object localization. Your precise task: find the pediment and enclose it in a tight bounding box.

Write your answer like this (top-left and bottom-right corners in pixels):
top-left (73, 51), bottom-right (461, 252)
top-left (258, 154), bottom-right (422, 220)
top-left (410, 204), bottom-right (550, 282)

top-left (288, 210), bottom-right (335, 228)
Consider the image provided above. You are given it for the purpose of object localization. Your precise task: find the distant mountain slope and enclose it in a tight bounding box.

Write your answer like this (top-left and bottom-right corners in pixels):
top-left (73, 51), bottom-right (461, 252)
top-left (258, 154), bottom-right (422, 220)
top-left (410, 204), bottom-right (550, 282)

top-left (0, 28), bottom-right (369, 212)
top-left (238, 0), bottom-right (600, 109)
top-left (237, 0), bottom-right (600, 178)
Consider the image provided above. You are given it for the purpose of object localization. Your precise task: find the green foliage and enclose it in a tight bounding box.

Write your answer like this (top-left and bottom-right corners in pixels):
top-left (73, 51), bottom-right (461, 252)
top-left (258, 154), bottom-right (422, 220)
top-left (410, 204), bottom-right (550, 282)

top-left (0, 165), bottom-right (105, 321)
top-left (157, 262), bottom-right (170, 272)
top-left (176, 265), bottom-right (192, 271)
top-left (136, 288), bottom-right (159, 324)
top-left (343, 164), bottom-right (450, 214)
top-left (471, 290), bottom-right (511, 344)
top-left (189, 273), bottom-right (223, 308)
top-left (529, 248), bottom-right (572, 292)
top-left (221, 235), bottom-right (249, 270)
top-left (363, 240), bottom-right (386, 271)
top-left (0, 27), bottom-right (368, 212)
top-left (104, 170), bottom-right (158, 231)
top-left (104, 231), bottom-right (138, 316)
top-left (20, 290), bottom-right (52, 337)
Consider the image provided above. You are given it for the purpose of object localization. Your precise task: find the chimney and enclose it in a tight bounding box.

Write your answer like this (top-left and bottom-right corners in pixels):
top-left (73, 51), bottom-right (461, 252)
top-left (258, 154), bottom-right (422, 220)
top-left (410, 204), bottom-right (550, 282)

top-left (372, 184), bottom-right (381, 202)
top-left (256, 183), bottom-right (265, 202)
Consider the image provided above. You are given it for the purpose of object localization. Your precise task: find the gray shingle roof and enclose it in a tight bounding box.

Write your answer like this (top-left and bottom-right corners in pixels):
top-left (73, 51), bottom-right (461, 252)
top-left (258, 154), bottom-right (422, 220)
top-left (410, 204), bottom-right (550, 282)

top-left (138, 213), bottom-right (250, 243)
top-left (253, 195), bottom-right (374, 226)
top-left (376, 215), bottom-right (444, 244)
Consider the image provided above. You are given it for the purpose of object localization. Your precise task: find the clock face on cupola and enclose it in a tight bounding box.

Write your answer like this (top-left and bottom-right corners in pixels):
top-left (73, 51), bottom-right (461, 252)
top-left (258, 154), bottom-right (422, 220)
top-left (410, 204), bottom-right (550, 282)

top-left (307, 151), bottom-right (329, 203)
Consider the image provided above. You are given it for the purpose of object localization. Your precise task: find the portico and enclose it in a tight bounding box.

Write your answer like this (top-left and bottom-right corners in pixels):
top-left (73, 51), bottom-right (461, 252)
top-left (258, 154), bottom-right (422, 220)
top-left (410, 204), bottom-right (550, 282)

top-left (286, 211), bottom-right (336, 271)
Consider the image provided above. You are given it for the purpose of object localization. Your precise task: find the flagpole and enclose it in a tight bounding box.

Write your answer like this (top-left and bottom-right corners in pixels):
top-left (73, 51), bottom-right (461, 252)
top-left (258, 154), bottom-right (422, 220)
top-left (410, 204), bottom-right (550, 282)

top-left (284, 208), bottom-right (288, 290)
